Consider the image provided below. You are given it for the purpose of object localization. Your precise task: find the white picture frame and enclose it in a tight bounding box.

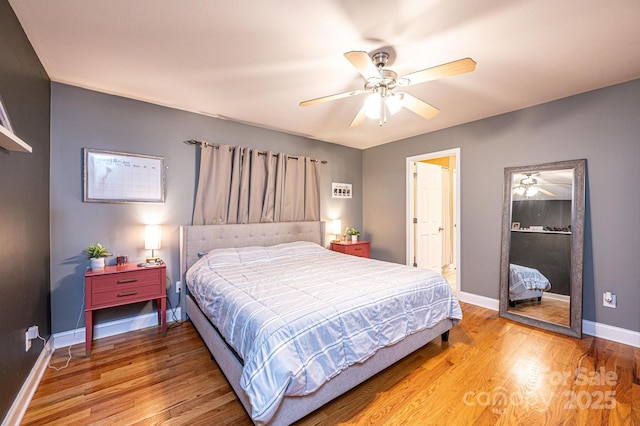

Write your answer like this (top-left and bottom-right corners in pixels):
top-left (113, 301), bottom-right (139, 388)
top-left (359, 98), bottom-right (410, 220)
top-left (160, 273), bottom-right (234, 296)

top-left (332, 182), bottom-right (352, 199)
top-left (83, 148), bottom-right (165, 203)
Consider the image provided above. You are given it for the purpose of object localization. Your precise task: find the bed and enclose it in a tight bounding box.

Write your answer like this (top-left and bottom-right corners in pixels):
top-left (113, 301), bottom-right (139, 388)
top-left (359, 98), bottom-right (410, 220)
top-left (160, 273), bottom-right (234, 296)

top-left (180, 221), bottom-right (461, 425)
top-left (508, 263), bottom-right (552, 306)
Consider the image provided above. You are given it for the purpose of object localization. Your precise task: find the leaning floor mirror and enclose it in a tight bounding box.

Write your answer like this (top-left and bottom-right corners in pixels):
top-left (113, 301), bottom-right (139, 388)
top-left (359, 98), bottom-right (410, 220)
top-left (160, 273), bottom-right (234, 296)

top-left (499, 159), bottom-right (586, 338)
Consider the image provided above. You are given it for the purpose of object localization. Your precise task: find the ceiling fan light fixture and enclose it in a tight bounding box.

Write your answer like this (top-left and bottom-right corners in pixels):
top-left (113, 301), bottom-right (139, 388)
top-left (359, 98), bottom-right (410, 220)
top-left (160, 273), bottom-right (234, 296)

top-left (514, 186), bottom-right (526, 196)
top-left (386, 93), bottom-right (404, 115)
top-left (364, 92), bottom-right (404, 120)
top-left (525, 186), bottom-right (539, 197)
top-left (364, 93), bottom-right (382, 119)
top-left (521, 176), bottom-right (536, 186)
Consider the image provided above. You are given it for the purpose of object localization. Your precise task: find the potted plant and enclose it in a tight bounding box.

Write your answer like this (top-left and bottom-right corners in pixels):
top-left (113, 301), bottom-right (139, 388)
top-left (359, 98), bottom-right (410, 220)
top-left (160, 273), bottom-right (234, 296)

top-left (85, 243), bottom-right (113, 270)
top-left (345, 227), bottom-right (360, 242)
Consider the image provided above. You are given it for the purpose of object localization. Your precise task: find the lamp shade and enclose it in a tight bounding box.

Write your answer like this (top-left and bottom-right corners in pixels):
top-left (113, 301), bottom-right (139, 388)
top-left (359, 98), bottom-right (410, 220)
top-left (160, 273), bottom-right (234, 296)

top-left (145, 225), bottom-right (161, 250)
top-left (330, 219), bottom-right (342, 236)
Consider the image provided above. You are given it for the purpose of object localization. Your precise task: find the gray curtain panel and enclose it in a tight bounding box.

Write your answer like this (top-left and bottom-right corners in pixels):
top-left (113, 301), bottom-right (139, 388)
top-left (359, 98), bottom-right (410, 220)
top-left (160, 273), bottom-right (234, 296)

top-left (193, 145), bottom-right (321, 225)
top-left (192, 144), bottom-right (233, 225)
top-left (304, 157), bottom-right (320, 221)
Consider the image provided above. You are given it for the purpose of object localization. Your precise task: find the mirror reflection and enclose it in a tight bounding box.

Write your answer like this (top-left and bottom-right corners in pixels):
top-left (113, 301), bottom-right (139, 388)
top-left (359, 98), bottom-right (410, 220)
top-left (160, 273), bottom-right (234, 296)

top-left (499, 159), bottom-right (585, 338)
top-left (507, 169), bottom-right (573, 326)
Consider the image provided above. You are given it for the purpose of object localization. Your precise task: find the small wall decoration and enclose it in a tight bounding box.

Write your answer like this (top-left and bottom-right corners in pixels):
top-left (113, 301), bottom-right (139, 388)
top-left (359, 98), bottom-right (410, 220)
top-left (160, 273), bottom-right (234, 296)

top-left (512, 222), bottom-right (520, 230)
top-left (332, 182), bottom-right (352, 199)
top-left (84, 148), bottom-right (165, 203)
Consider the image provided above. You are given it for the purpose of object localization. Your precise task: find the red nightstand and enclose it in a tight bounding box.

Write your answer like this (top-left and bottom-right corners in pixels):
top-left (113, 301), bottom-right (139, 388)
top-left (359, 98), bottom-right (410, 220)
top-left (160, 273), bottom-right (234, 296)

top-left (84, 263), bottom-right (166, 356)
top-left (329, 240), bottom-right (371, 258)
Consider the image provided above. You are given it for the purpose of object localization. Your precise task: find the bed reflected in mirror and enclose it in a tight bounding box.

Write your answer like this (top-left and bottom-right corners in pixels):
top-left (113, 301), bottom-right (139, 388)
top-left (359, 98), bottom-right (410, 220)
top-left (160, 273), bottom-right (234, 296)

top-left (499, 159), bottom-right (586, 338)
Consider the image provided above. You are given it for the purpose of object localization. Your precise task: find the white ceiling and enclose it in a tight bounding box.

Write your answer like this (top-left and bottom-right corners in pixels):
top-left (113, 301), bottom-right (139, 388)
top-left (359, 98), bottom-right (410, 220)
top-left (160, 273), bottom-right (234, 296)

top-left (9, 0), bottom-right (640, 150)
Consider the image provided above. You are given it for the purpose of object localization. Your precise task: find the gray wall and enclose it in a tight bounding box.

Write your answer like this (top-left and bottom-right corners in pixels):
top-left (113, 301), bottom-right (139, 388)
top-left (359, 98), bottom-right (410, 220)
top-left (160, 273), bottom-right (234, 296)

top-left (363, 79), bottom-right (640, 332)
top-left (0, 0), bottom-right (51, 420)
top-left (50, 83), bottom-right (362, 333)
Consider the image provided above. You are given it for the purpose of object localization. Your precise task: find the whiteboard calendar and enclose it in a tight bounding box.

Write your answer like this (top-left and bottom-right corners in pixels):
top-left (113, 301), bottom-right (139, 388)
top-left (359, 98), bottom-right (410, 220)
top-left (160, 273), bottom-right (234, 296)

top-left (84, 148), bottom-right (165, 203)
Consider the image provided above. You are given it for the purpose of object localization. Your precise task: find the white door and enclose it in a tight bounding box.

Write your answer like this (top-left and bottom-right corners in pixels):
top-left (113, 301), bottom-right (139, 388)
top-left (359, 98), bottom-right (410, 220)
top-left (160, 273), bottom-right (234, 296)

top-left (416, 162), bottom-right (443, 272)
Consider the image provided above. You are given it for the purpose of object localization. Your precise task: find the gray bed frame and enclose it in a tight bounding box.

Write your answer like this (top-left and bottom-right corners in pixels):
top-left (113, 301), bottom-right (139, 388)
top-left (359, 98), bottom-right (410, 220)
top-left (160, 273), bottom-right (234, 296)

top-left (179, 221), bottom-right (454, 425)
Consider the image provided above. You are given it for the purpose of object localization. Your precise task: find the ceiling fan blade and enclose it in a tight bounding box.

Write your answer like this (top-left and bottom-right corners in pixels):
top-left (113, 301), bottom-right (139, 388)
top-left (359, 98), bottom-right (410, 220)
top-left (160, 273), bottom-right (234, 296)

top-left (349, 105), bottom-right (367, 127)
top-left (344, 51), bottom-right (381, 81)
top-left (538, 188), bottom-right (557, 197)
top-left (299, 89), bottom-right (365, 107)
top-left (400, 58), bottom-right (476, 86)
top-left (400, 93), bottom-right (440, 120)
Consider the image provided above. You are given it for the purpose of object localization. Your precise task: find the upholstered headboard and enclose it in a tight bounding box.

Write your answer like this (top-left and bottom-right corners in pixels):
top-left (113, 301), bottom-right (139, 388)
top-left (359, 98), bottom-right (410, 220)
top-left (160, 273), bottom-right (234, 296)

top-left (179, 221), bottom-right (323, 319)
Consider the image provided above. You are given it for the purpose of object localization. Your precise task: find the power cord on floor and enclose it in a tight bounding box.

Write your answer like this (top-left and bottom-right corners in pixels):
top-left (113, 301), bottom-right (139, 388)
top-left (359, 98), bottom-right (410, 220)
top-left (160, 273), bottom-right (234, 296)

top-left (47, 284), bottom-right (86, 371)
top-left (166, 275), bottom-right (183, 330)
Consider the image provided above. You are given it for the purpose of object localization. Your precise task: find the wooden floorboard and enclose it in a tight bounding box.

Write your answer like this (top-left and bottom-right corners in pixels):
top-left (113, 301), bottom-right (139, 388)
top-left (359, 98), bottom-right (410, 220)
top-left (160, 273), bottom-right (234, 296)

top-left (22, 303), bottom-right (639, 425)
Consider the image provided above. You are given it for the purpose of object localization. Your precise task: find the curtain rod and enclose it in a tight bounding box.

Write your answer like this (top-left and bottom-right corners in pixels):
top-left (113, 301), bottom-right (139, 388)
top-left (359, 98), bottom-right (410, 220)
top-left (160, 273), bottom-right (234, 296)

top-left (183, 139), bottom-right (328, 164)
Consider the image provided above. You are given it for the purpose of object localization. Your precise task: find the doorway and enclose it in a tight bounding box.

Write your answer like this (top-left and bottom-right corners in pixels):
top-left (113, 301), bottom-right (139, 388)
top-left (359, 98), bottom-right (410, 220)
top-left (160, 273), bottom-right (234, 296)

top-left (406, 148), bottom-right (460, 294)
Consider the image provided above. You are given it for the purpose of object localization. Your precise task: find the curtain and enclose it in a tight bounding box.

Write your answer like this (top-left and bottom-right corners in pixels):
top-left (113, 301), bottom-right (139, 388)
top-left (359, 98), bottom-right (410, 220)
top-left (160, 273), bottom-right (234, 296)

top-left (304, 157), bottom-right (320, 221)
top-left (192, 144), bottom-right (233, 225)
top-left (192, 145), bottom-right (321, 225)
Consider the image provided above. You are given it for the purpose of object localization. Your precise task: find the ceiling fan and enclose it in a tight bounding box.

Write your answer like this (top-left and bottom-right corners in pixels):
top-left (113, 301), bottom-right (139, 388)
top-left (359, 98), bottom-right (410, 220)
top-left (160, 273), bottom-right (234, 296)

top-left (513, 174), bottom-right (557, 197)
top-left (299, 50), bottom-right (476, 127)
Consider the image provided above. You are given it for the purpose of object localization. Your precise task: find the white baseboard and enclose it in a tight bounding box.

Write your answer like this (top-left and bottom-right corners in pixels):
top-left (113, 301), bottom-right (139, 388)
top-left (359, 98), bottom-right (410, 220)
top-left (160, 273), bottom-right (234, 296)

top-left (582, 320), bottom-right (640, 348)
top-left (457, 291), bottom-right (499, 311)
top-left (459, 292), bottom-right (639, 348)
top-left (52, 307), bottom-right (181, 349)
top-left (542, 292), bottom-right (570, 302)
top-left (2, 338), bottom-right (53, 426)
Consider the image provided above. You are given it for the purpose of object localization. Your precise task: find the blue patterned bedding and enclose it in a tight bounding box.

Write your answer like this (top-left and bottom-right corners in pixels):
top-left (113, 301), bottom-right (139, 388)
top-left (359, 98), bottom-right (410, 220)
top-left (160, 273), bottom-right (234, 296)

top-left (186, 241), bottom-right (462, 424)
top-left (509, 263), bottom-right (552, 300)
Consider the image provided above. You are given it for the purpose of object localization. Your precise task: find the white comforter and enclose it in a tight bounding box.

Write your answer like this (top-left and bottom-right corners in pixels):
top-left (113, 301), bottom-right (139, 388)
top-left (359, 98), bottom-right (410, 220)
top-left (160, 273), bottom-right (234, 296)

top-left (186, 241), bottom-right (462, 424)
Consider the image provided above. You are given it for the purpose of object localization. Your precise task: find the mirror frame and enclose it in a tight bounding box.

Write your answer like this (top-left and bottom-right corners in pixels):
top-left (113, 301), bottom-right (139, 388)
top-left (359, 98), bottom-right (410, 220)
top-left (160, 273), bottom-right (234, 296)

top-left (499, 159), bottom-right (586, 338)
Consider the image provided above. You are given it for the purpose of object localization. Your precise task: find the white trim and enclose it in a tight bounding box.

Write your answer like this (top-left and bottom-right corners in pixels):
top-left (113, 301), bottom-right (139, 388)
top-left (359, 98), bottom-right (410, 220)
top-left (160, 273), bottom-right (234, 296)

top-left (457, 291), bottom-right (500, 311)
top-left (406, 148), bottom-right (461, 294)
top-left (53, 307), bottom-right (181, 349)
top-left (582, 320), bottom-right (640, 348)
top-left (542, 292), bottom-right (570, 302)
top-left (2, 339), bottom-right (53, 426)
top-left (459, 292), bottom-right (639, 347)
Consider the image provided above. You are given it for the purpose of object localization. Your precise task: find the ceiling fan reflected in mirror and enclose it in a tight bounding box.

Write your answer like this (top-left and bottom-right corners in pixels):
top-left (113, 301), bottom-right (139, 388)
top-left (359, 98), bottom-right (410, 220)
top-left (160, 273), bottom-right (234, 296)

top-left (513, 173), bottom-right (557, 197)
top-left (299, 51), bottom-right (476, 127)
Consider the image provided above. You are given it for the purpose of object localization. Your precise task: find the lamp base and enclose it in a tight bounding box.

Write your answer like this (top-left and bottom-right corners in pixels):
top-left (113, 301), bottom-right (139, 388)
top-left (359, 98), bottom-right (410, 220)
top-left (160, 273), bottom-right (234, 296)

top-left (146, 257), bottom-right (162, 264)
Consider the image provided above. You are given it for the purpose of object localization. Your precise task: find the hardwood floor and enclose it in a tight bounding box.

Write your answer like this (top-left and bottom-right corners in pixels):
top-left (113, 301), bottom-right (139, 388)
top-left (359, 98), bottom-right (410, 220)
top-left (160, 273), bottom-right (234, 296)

top-left (23, 303), bottom-right (639, 425)
top-left (509, 296), bottom-right (570, 326)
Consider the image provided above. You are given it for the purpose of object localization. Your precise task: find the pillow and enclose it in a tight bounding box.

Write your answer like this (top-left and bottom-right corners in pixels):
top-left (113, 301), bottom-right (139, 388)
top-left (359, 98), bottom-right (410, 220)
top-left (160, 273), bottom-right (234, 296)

top-left (196, 241), bottom-right (327, 269)
top-left (278, 240), bottom-right (326, 256)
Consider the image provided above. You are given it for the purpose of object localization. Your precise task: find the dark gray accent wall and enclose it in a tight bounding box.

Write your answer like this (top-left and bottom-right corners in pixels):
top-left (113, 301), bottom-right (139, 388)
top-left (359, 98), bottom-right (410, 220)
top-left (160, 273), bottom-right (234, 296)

top-left (50, 83), bottom-right (362, 333)
top-left (363, 79), bottom-right (640, 332)
top-left (0, 0), bottom-right (51, 420)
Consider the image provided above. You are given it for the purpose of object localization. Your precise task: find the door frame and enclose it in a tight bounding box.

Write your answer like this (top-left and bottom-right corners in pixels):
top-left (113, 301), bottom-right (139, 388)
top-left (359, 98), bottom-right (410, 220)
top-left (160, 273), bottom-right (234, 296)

top-left (406, 148), bottom-right (461, 291)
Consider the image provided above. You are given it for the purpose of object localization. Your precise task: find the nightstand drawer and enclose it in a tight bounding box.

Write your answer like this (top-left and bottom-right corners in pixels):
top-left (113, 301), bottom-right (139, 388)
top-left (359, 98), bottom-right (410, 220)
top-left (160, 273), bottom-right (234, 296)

top-left (330, 241), bottom-right (371, 258)
top-left (91, 282), bottom-right (162, 307)
top-left (343, 244), bottom-right (370, 258)
top-left (91, 268), bottom-right (162, 291)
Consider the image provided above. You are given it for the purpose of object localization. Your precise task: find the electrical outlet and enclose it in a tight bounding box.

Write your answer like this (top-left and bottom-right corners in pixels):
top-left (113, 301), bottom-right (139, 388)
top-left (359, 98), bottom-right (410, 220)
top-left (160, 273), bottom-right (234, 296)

top-left (27, 325), bottom-right (38, 339)
top-left (176, 281), bottom-right (182, 294)
top-left (25, 331), bottom-right (31, 351)
top-left (603, 292), bottom-right (617, 308)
